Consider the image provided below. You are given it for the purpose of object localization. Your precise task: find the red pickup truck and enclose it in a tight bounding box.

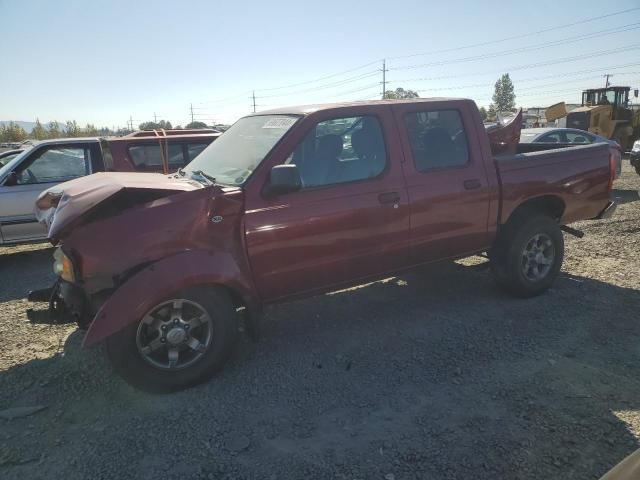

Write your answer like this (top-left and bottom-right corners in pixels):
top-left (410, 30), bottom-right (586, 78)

top-left (35, 98), bottom-right (616, 392)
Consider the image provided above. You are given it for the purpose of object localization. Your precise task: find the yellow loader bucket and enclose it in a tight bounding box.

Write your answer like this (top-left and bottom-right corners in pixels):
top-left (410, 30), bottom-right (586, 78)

top-left (545, 102), bottom-right (568, 123)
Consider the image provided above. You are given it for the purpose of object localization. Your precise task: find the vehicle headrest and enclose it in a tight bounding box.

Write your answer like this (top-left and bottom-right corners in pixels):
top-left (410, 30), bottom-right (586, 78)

top-left (317, 134), bottom-right (343, 159)
top-left (422, 127), bottom-right (453, 153)
top-left (352, 119), bottom-right (384, 158)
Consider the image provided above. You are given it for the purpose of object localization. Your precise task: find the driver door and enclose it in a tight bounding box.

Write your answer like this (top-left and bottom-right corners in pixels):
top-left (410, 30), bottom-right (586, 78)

top-left (0, 144), bottom-right (93, 243)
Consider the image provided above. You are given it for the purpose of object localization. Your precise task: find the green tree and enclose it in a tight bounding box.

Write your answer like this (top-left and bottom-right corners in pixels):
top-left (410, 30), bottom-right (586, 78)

top-left (492, 73), bottom-right (516, 113)
top-left (31, 118), bottom-right (48, 140)
top-left (139, 120), bottom-right (173, 131)
top-left (1, 122), bottom-right (27, 142)
top-left (383, 87), bottom-right (419, 99)
top-left (65, 120), bottom-right (81, 137)
top-left (185, 121), bottom-right (208, 129)
top-left (85, 124), bottom-right (99, 136)
top-left (48, 121), bottom-right (62, 139)
top-left (487, 104), bottom-right (497, 121)
top-left (478, 107), bottom-right (488, 122)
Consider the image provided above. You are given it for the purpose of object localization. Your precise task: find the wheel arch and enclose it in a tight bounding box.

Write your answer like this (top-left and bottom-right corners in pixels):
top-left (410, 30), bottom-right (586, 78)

top-left (502, 195), bottom-right (566, 228)
top-left (83, 250), bottom-right (258, 347)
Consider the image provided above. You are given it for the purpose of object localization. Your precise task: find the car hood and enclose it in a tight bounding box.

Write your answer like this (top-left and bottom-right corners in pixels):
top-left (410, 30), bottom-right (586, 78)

top-left (36, 172), bottom-right (206, 242)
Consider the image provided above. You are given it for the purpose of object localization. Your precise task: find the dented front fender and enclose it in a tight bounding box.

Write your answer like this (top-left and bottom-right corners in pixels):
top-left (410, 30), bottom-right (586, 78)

top-left (82, 250), bottom-right (257, 347)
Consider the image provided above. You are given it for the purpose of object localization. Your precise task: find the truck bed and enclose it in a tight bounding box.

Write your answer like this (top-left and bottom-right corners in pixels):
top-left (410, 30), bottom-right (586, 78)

top-left (495, 142), bottom-right (612, 225)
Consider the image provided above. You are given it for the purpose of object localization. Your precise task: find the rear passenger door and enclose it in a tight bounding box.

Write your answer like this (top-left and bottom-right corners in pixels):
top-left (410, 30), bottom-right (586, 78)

top-left (394, 102), bottom-right (492, 264)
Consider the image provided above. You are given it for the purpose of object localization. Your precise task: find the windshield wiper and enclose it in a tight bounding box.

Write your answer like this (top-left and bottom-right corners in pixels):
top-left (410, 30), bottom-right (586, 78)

top-left (177, 167), bottom-right (186, 177)
top-left (190, 170), bottom-right (217, 185)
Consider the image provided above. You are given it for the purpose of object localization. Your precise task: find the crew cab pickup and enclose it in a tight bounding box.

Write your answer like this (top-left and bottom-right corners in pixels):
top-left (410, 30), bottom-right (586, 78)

top-left (34, 98), bottom-right (616, 392)
top-left (0, 129), bottom-right (218, 244)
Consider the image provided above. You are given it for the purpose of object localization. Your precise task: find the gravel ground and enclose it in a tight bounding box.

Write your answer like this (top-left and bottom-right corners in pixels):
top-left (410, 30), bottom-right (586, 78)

top-left (1, 162), bottom-right (639, 479)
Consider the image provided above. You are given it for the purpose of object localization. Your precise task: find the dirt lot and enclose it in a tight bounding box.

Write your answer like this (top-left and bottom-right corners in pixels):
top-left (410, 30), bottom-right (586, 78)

top-left (1, 162), bottom-right (639, 480)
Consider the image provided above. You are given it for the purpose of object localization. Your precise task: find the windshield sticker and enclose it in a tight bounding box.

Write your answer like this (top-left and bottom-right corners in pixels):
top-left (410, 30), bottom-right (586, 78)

top-left (262, 117), bottom-right (296, 129)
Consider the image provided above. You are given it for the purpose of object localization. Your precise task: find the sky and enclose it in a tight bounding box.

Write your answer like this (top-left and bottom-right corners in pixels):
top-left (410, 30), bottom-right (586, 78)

top-left (1, 0), bottom-right (639, 129)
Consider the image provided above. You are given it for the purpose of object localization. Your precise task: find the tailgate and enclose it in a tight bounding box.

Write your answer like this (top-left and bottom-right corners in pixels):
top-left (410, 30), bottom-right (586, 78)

top-left (495, 143), bottom-right (612, 225)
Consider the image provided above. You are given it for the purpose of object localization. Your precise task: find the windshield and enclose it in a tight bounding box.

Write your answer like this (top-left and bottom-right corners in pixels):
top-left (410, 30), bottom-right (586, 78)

top-left (0, 149), bottom-right (31, 178)
top-left (519, 132), bottom-right (540, 143)
top-left (184, 114), bottom-right (299, 185)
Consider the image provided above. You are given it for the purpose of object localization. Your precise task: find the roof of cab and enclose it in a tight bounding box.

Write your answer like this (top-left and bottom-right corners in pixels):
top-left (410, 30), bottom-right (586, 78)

top-left (252, 98), bottom-right (471, 116)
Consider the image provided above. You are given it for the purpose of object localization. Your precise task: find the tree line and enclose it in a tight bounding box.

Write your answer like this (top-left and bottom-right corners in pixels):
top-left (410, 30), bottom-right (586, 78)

top-left (0, 119), bottom-right (127, 143)
top-left (0, 119), bottom-right (222, 143)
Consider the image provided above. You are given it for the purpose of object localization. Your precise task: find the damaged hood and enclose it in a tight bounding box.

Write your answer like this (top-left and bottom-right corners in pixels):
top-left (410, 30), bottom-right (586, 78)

top-left (36, 172), bottom-right (204, 242)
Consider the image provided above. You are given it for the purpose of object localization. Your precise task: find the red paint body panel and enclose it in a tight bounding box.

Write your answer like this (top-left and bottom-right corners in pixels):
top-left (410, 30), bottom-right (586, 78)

top-left (41, 98), bottom-right (614, 345)
top-left (391, 100), bottom-right (497, 262)
top-left (83, 249), bottom-right (254, 346)
top-left (243, 104), bottom-right (410, 301)
top-left (496, 142), bottom-right (612, 224)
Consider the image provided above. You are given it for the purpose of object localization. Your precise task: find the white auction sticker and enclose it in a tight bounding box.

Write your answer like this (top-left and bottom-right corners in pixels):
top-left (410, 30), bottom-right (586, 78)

top-left (262, 117), bottom-right (297, 129)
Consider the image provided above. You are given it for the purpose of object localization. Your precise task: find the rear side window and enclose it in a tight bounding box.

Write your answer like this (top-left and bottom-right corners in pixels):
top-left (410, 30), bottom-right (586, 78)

top-left (287, 115), bottom-right (386, 188)
top-left (565, 132), bottom-right (593, 144)
top-left (128, 143), bottom-right (184, 170)
top-left (538, 133), bottom-right (562, 143)
top-left (187, 143), bottom-right (209, 161)
top-left (404, 110), bottom-right (469, 171)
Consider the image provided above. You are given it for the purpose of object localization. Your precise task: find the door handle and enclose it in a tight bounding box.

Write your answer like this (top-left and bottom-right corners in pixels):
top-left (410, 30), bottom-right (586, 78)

top-left (378, 192), bottom-right (401, 205)
top-left (463, 179), bottom-right (482, 190)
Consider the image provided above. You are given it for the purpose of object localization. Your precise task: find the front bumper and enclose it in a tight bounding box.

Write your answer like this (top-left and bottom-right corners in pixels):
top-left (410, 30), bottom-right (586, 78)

top-left (593, 201), bottom-right (617, 220)
top-left (630, 151), bottom-right (640, 166)
top-left (27, 279), bottom-right (92, 329)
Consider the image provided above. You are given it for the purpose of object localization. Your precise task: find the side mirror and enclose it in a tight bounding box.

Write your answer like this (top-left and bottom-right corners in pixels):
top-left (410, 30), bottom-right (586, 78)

top-left (267, 164), bottom-right (301, 196)
top-left (2, 171), bottom-right (18, 186)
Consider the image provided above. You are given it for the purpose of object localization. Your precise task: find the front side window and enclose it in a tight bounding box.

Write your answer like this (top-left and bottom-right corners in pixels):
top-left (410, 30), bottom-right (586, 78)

top-left (404, 110), bottom-right (469, 171)
top-left (287, 115), bottom-right (386, 188)
top-left (128, 143), bottom-right (184, 171)
top-left (185, 115), bottom-right (299, 185)
top-left (17, 147), bottom-right (90, 185)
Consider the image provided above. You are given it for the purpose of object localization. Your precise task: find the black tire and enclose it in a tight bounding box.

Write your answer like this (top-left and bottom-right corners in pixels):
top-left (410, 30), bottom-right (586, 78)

top-left (106, 286), bottom-right (237, 393)
top-left (490, 214), bottom-right (564, 298)
top-left (635, 164), bottom-right (640, 177)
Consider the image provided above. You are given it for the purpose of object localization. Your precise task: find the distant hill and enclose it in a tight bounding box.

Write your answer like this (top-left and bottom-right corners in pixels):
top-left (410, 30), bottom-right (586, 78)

top-left (0, 121), bottom-right (37, 133)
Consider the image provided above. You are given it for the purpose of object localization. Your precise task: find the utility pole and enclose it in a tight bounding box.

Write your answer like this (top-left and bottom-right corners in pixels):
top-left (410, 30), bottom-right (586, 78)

top-left (153, 112), bottom-right (158, 123)
top-left (190, 103), bottom-right (195, 124)
top-left (251, 91), bottom-right (256, 113)
top-left (381, 59), bottom-right (388, 99)
top-left (604, 74), bottom-right (612, 88)
top-left (129, 115), bottom-right (134, 132)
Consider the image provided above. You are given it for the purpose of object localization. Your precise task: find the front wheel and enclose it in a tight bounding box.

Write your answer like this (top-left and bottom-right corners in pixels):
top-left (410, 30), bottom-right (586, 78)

top-left (490, 214), bottom-right (564, 298)
top-left (106, 286), bottom-right (237, 393)
top-left (635, 164), bottom-right (640, 177)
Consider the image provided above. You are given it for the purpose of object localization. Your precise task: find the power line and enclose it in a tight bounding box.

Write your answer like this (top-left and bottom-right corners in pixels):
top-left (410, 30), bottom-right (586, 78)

top-left (387, 6), bottom-right (640, 60)
top-left (256, 59), bottom-right (382, 92)
top-left (194, 7), bottom-right (639, 107)
top-left (254, 70), bottom-right (379, 99)
top-left (392, 23), bottom-right (640, 70)
top-left (413, 71), bottom-right (640, 95)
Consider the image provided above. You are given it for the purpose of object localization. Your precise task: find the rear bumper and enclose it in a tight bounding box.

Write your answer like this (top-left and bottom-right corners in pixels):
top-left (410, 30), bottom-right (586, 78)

top-left (593, 201), bottom-right (617, 220)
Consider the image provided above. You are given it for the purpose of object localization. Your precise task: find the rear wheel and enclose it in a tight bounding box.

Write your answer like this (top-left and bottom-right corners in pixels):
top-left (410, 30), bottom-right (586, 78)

top-left (490, 214), bottom-right (564, 297)
top-left (106, 286), bottom-right (237, 393)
